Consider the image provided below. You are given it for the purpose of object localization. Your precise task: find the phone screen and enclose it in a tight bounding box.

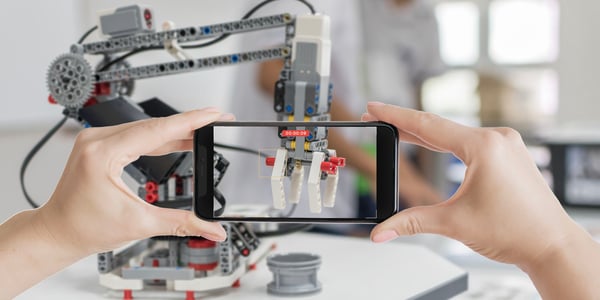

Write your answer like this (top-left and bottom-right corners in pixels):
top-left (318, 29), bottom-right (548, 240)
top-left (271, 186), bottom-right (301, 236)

top-left (194, 121), bottom-right (398, 223)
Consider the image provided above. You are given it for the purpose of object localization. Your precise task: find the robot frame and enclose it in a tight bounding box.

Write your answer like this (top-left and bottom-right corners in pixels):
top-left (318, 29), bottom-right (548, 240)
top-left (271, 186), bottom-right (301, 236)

top-left (42, 2), bottom-right (345, 299)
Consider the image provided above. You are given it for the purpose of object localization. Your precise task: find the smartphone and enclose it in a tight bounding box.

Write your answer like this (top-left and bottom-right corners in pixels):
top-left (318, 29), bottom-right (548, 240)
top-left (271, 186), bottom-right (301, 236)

top-left (193, 121), bottom-right (398, 223)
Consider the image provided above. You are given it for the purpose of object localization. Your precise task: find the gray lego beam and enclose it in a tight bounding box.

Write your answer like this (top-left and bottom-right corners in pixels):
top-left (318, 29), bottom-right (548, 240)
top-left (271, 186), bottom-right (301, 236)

top-left (84, 14), bottom-right (292, 54)
top-left (219, 224), bottom-right (236, 275)
top-left (113, 239), bottom-right (155, 270)
top-left (122, 267), bottom-right (195, 280)
top-left (98, 239), bottom-right (155, 273)
top-left (95, 47), bottom-right (290, 83)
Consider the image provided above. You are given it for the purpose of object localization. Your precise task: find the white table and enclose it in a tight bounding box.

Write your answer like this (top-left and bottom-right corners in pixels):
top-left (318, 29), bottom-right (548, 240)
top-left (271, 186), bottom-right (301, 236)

top-left (18, 233), bottom-right (467, 300)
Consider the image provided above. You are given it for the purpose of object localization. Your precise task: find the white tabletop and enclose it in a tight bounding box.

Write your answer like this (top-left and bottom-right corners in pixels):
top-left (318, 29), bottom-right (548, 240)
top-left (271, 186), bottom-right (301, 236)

top-left (18, 232), bottom-right (467, 300)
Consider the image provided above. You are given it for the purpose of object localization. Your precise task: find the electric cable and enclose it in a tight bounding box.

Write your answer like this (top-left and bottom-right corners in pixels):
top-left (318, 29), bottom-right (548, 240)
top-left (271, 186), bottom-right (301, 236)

top-left (20, 25), bottom-right (99, 208)
top-left (78, 25), bottom-right (98, 44)
top-left (215, 142), bottom-right (300, 219)
top-left (20, 116), bottom-right (68, 208)
top-left (98, 47), bottom-right (157, 72)
top-left (215, 143), bottom-right (268, 158)
top-left (214, 188), bottom-right (226, 217)
top-left (27, 0), bottom-right (316, 230)
top-left (283, 203), bottom-right (298, 217)
top-left (98, 0), bottom-right (315, 71)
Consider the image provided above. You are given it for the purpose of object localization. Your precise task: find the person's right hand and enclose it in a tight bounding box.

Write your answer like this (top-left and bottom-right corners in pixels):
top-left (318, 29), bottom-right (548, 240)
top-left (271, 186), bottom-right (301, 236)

top-left (363, 102), bottom-right (598, 276)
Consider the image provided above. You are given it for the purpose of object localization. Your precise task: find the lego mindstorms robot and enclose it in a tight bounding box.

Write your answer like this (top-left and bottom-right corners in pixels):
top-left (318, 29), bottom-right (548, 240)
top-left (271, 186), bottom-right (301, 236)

top-left (21, 2), bottom-right (346, 299)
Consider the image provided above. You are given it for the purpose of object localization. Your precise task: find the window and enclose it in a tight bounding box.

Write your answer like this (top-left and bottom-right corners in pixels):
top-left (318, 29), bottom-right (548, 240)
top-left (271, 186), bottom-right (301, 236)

top-left (436, 2), bottom-right (480, 66)
top-left (489, 0), bottom-right (559, 64)
top-left (422, 70), bottom-right (480, 118)
top-left (424, 0), bottom-right (560, 127)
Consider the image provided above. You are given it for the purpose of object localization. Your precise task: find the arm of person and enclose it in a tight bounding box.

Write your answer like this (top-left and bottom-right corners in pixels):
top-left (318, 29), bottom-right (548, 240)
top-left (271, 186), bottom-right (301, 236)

top-left (258, 60), bottom-right (442, 206)
top-left (0, 108), bottom-right (231, 298)
top-left (364, 102), bottom-right (600, 299)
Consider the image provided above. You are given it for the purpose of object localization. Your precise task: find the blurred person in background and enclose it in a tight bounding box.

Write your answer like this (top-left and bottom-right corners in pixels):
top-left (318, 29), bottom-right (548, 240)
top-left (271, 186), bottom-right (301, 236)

top-left (359, 0), bottom-right (446, 212)
top-left (224, 0), bottom-right (442, 235)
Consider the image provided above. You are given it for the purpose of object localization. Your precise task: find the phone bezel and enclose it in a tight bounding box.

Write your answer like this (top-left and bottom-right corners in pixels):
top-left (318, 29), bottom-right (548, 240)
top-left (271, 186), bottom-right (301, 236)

top-left (193, 121), bottom-right (398, 223)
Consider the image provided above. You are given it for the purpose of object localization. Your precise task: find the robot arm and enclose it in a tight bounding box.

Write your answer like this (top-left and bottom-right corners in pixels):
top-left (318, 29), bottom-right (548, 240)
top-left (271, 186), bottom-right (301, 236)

top-left (46, 5), bottom-right (344, 215)
top-left (37, 4), bottom-right (345, 297)
top-left (48, 11), bottom-right (293, 113)
top-left (268, 14), bottom-right (345, 213)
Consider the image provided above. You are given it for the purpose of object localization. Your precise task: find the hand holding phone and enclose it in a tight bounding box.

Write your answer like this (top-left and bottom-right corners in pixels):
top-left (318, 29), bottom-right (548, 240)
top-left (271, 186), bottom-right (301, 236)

top-left (194, 121), bottom-right (398, 223)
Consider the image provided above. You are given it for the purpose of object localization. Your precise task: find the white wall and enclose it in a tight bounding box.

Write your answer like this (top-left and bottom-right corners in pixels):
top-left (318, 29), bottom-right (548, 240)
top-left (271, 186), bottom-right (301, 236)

top-left (0, 0), bottom-right (84, 129)
top-left (556, 0), bottom-right (600, 126)
top-left (0, 0), bottom-right (245, 129)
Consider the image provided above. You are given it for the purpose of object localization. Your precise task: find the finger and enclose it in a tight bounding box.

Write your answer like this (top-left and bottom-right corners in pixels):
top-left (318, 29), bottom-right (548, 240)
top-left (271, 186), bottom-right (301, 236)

top-left (367, 102), bottom-right (473, 159)
top-left (144, 206), bottom-right (227, 242)
top-left (370, 204), bottom-right (451, 243)
top-left (148, 139), bottom-right (194, 156)
top-left (219, 113), bottom-right (236, 121)
top-left (397, 130), bottom-right (445, 152)
top-left (80, 107), bottom-right (223, 142)
top-left (362, 113), bottom-right (445, 152)
top-left (106, 109), bottom-right (223, 164)
top-left (144, 113), bottom-right (235, 155)
top-left (360, 112), bottom-right (376, 122)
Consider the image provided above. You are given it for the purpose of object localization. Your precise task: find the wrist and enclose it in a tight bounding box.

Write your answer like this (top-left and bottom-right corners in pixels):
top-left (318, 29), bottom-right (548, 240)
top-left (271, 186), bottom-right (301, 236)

top-left (35, 202), bottom-right (90, 260)
top-left (0, 208), bottom-right (88, 298)
top-left (520, 221), bottom-right (600, 298)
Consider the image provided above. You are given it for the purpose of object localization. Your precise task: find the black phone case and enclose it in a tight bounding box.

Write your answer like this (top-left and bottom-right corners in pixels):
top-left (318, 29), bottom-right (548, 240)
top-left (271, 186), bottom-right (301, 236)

top-left (193, 121), bottom-right (399, 223)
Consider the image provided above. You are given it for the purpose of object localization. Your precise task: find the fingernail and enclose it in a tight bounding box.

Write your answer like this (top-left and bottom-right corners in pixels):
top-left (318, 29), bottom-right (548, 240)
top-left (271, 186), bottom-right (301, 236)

top-left (372, 230), bottom-right (398, 243)
top-left (202, 107), bottom-right (221, 113)
top-left (361, 113), bottom-right (375, 121)
top-left (206, 229), bottom-right (227, 242)
top-left (368, 101), bottom-right (386, 107)
top-left (214, 224), bottom-right (227, 241)
top-left (200, 223), bottom-right (226, 241)
top-left (218, 113), bottom-right (235, 121)
top-left (204, 235), bottom-right (226, 242)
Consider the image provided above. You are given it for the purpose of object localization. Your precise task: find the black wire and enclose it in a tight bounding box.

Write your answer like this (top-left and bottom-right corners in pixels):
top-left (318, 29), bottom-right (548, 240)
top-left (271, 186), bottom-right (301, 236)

top-left (20, 117), bottom-right (68, 208)
top-left (78, 25), bottom-right (98, 44)
top-left (297, 0), bottom-right (316, 14)
top-left (214, 188), bottom-right (226, 217)
top-left (19, 25), bottom-right (97, 209)
top-left (215, 143), bottom-right (268, 158)
top-left (181, 0), bottom-right (314, 50)
top-left (214, 142), bottom-right (299, 219)
top-left (98, 0), bottom-right (316, 72)
top-left (98, 47), bottom-right (158, 71)
top-left (244, 0), bottom-right (278, 19)
top-left (283, 203), bottom-right (298, 217)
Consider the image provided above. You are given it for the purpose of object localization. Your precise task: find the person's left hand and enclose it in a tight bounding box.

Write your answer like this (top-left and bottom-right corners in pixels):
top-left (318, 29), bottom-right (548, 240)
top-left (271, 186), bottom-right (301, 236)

top-left (37, 107), bottom-right (231, 257)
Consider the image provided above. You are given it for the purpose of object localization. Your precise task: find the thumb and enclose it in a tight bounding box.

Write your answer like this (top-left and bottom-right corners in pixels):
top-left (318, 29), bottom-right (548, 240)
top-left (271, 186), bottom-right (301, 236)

top-left (370, 204), bottom-right (449, 243)
top-left (145, 206), bottom-right (227, 242)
